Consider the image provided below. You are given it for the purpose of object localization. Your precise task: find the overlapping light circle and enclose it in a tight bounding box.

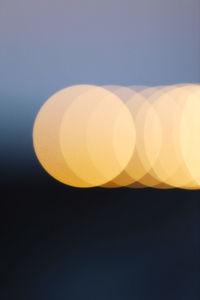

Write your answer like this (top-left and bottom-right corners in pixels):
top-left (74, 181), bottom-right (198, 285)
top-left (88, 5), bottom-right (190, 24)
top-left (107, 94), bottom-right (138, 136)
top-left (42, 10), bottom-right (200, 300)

top-left (33, 84), bottom-right (200, 189)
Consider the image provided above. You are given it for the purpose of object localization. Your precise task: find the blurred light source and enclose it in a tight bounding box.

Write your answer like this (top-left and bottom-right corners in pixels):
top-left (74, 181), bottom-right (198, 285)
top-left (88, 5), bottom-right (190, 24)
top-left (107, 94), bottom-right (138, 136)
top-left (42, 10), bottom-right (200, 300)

top-left (33, 83), bottom-right (200, 190)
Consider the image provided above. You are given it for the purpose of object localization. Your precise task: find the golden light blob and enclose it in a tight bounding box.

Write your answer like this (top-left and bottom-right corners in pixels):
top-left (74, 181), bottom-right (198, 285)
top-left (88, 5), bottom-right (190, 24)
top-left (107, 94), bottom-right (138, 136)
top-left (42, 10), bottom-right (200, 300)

top-left (33, 85), bottom-right (93, 187)
top-left (147, 88), bottom-right (183, 184)
top-left (59, 86), bottom-right (136, 187)
top-left (180, 88), bottom-right (200, 186)
top-left (165, 86), bottom-right (199, 189)
top-left (33, 83), bottom-right (200, 190)
top-left (123, 93), bottom-right (156, 184)
top-left (102, 86), bottom-right (138, 187)
top-left (133, 86), bottom-right (172, 189)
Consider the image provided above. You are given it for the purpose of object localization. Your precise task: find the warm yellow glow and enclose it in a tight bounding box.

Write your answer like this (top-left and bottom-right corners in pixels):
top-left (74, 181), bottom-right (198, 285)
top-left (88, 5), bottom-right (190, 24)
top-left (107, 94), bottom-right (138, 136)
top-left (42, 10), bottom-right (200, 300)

top-left (59, 86), bottom-right (136, 187)
top-left (102, 86), bottom-right (138, 187)
top-left (180, 88), bottom-right (200, 186)
top-left (33, 83), bottom-right (200, 190)
top-left (33, 85), bottom-right (93, 187)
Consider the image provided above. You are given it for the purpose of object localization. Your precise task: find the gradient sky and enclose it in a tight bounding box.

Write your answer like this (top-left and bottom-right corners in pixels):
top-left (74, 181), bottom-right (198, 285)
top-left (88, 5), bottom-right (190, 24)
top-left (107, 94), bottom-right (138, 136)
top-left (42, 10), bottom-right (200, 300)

top-left (1, 0), bottom-right (200, 176)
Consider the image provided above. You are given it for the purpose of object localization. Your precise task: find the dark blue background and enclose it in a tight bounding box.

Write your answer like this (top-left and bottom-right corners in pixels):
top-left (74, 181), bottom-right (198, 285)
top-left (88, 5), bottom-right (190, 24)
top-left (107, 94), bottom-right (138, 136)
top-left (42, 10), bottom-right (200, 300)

top-left (1, 1), bottom-right (200, 299)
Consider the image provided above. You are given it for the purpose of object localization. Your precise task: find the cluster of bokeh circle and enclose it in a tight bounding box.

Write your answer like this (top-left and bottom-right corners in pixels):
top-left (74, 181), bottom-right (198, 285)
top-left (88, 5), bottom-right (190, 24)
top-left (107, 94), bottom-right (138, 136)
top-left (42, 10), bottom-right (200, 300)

top-left (33, 84), bottom-right (200, 189)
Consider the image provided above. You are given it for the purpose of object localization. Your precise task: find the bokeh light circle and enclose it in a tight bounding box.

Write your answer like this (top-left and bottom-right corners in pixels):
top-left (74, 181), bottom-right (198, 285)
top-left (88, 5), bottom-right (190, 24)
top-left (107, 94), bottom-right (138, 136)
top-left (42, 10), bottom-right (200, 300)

top-left (33, 83), bottom-right (200, 190)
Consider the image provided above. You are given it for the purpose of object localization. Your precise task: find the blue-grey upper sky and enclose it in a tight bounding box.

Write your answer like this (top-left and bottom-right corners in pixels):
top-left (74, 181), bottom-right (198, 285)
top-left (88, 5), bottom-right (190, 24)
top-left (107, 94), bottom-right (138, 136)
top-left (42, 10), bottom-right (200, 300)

top-left (1, 0), bottom-right (200, 171)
